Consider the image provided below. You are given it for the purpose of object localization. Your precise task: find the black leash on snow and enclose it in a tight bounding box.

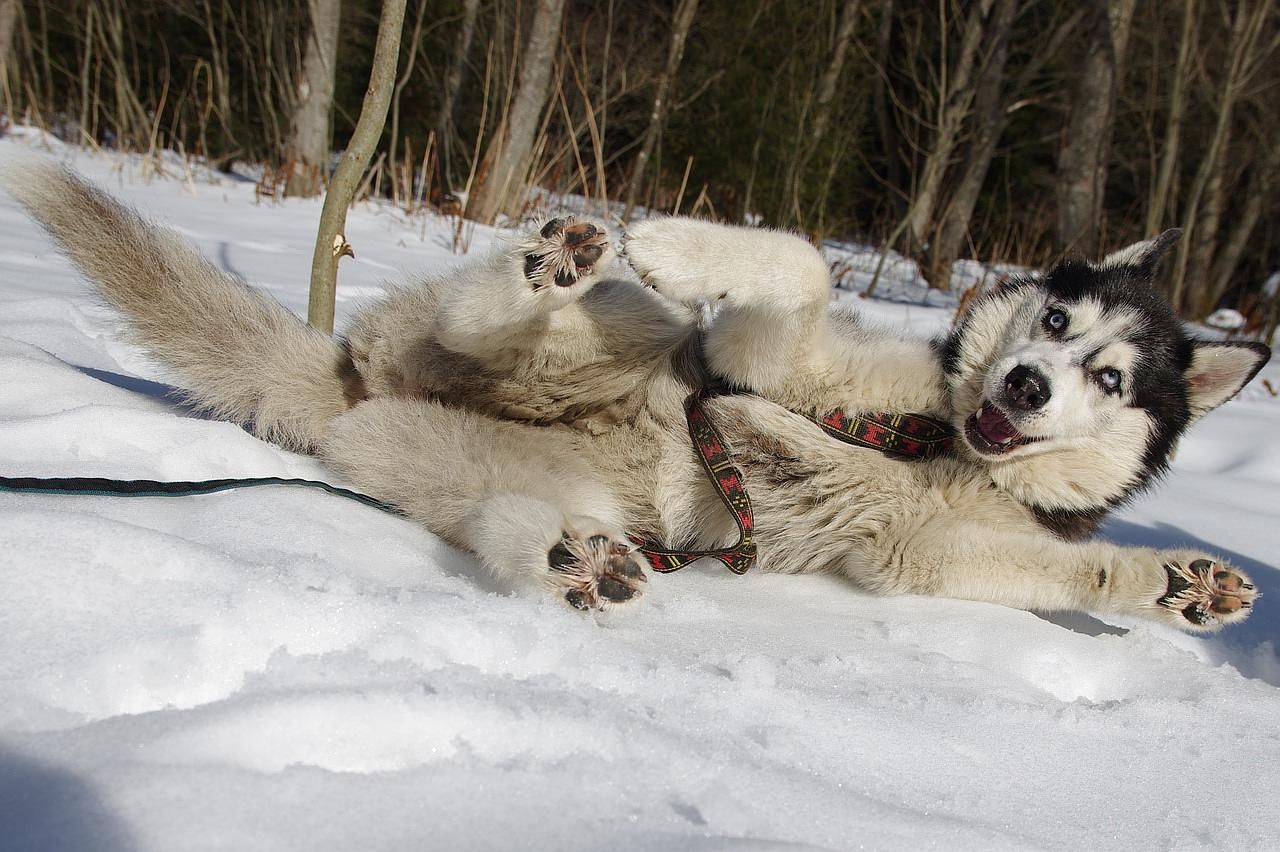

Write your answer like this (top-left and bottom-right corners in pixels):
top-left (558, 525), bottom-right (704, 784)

top-left (1, 377), bottom-right (953, 572)
top-left (0, 474), bottom-right (400, 514)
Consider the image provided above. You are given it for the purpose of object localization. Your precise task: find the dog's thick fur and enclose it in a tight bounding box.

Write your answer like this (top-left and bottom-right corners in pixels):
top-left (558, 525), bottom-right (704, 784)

top-left (4, 159), bottom-right (1270, 631)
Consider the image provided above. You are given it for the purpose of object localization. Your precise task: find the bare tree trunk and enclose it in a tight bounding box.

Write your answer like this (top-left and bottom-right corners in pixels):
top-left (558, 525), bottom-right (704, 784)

top-left (0, 0), bottom-right (17, 114)
top-left (0, 0), bottom-right (13, 63)
top-left (905, 0), bottom-right (995, 253)
top-left (1207, 191), bottom-right (1265, 313)
top-left (621, 0), bottom-right (699, 223)
top-left (809, 0), bottom-right (860, 149)
top-left (436, 0), bottom-right (481, 191)
top-left (285, 0), bottom-right (342, 198)
top-left (923, 0), bottom-right (1018, 288)
top-left (1184, 0), bottom-right (1272, 316)
top-left (466, 0), bottom-right (567, 224)
top-left (1144, 0), bottom-right (1197, 235)
top-left (199, 0), bottom-right (237, 159)
top-left (1171, 0), bottom-right (1270, 313)
top-left (307, 0), bottom-right (407, 333)
top-left (1054, 0), bottom-right (1136, 255)
top-left (783, 0), bottom-right (860, 230)
top-left (872, 0), bottom-right (900, 217)
top-left (388, 0), bottom-right (429, 182)
top-left (923, 5), bottom-right (1085, 287)
top-left (1205, 139), bottom-right (1280, 313)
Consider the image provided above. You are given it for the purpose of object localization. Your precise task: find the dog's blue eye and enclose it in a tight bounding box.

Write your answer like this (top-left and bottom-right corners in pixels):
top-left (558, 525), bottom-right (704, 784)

top-left (1043, 308), bottom-right (1069, 333)
top-left (1096, 368), bottom-right (1122, 393)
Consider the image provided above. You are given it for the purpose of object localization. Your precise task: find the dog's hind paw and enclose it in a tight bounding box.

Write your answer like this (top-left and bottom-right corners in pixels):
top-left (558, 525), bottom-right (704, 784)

top-left (521, 217), bottom-right (611, 289)
top-left (622, 218), bottom-right (729, 304)
top-left (548, 522), bottom-right (648, 610)
top-left (1157, 556), bottom-right (1256, 630)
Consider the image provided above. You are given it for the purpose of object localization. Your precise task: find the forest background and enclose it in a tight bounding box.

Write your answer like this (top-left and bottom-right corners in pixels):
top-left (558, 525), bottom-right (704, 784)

top-left (0, 0), bottom-right (1276, 330)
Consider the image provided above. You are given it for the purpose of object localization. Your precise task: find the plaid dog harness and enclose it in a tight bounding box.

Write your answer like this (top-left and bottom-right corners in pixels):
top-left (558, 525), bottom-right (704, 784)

top-left (631, 384), bottom-right (955, 575)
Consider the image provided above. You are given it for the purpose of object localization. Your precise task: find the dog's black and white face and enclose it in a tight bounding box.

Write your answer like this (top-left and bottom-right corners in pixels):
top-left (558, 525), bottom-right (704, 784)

top-left (943, 231), bottom-right (1270, 527)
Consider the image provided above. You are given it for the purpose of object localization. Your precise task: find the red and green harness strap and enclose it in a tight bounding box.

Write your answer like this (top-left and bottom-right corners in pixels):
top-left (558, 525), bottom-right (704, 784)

top-left (630, 388), bottom-right (758, 575)
top-left (812, 407), bottom-right (955, 460)
top-left (630, 387), bottom-right (955, 575)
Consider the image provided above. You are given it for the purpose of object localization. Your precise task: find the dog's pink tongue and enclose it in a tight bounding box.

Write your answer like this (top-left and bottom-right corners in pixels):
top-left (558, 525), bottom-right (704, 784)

top-left (978, 403), bottom-right (1020, 443)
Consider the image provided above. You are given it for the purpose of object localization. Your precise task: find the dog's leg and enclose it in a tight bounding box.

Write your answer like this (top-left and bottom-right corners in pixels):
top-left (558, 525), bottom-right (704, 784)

top-left (344, 215), bottom-right (620, 400)
top-left (322, 397), bottom-right (647, 609)
top-left (432, 216), bottom-right (615, 357)
top-left (624, 218), bottom-right (832, 394)
top-left (466, 496), bottom-right (648, 610)
top-left (858, 522), bottom-right (1255, 632)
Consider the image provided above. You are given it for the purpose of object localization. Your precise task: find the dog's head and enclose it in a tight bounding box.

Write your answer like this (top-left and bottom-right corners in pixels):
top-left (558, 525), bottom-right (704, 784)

top-left (943, 230), bottom-right (1270, 527)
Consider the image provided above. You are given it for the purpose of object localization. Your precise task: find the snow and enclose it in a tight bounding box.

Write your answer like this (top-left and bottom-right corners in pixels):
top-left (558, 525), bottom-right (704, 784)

top-left (2, 130), bottom-right (1279, 851)
top-left (1205, 308), bottom-right (1246, 332)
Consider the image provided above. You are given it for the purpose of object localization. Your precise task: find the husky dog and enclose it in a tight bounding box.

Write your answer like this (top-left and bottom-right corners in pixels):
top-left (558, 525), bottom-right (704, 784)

top-left (2, 160), bottom-right (1270, 631)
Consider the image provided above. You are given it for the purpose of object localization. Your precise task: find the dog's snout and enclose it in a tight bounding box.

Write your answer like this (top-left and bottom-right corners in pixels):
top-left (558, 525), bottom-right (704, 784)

top-left (1004, 365), bottom-right (1051, 411)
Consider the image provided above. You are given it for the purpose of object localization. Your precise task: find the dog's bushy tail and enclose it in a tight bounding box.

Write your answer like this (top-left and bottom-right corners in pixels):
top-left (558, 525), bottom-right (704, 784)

top-left (0, 155), bottom-right (355, 452)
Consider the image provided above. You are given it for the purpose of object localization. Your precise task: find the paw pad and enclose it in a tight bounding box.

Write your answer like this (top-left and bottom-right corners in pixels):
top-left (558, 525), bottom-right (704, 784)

top-left (1159, 558), bottom-right (1256, 628)
top-left (548, 529), bottom-right (647, 610)
top-left (522, 217), bottom-right (610, 289)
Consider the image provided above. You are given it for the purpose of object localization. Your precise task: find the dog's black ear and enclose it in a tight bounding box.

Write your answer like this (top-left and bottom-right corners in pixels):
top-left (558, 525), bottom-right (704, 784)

top-left (1185, 340), bottom-right (1271, 419)
top-left (1098, 229), bottom-right (1182, 277)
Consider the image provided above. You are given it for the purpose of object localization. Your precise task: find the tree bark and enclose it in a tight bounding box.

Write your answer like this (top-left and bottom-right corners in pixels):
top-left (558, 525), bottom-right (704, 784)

top-left (923, 0), bottom-right (1018, 289)
top-left (809, 0), bottom-right (860, 149)
top-left (1204, 139), bottom-right (1280, 313)
top-left (436, 0), bottom-right (481, 191)
top-left (782, 0), bottom-right (860, 230)
top-left (466, 0), bottom-right (567, 225)
top-left (388, 0), bottom-right (429, 185)
top-left (904, 0), bottom-right (995, 254)
top-left (1054, 0), bottom-right (1137, 255)
top-left (307, 0), bottom-right (407, 333)
top-left (871, 0), bottom-right (900, 216)
top-left (0, 0), bottom-right (18, 112)
top-left (285, 0), bottom-right (342, 199)
top-left (1144, 0), bottom-right (1197, 236)
top-left (621, 0), bottom-right (699, 223)
top-left (198, 0), bottom-right (237, 159)
top-left (1171, 0), bottom-right (1270, 314)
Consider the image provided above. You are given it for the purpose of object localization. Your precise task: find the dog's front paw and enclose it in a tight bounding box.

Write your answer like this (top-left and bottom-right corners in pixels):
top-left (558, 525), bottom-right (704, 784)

top-left (521, 216), bottom-right (611, 289)
top-left (1156, 555), bottom-right (1256, 631)
top-left (622, 218), bottom-right (729, 304)
top-left (547, 521), bottom-right (648, 610)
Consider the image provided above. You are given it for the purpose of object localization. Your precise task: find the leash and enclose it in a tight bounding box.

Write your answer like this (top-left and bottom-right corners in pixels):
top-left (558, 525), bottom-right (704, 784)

top-left (2, 390), bottom-right (954, 578)
top-left (0, 474), bottom-right (399, 514)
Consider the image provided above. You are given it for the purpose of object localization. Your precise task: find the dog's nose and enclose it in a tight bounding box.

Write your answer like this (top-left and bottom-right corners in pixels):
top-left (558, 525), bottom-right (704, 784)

top-left (1004, 365), bottom-right (1051, 411)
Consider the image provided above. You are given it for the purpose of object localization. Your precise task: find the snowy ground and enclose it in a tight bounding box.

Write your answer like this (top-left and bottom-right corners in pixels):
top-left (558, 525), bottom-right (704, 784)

top-left (2, 131), bottom-right (1279, 852)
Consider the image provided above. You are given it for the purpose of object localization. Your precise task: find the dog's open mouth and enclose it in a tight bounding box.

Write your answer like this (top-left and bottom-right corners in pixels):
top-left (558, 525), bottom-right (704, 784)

top-left (965, 401), bottom-right (1035, 456)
